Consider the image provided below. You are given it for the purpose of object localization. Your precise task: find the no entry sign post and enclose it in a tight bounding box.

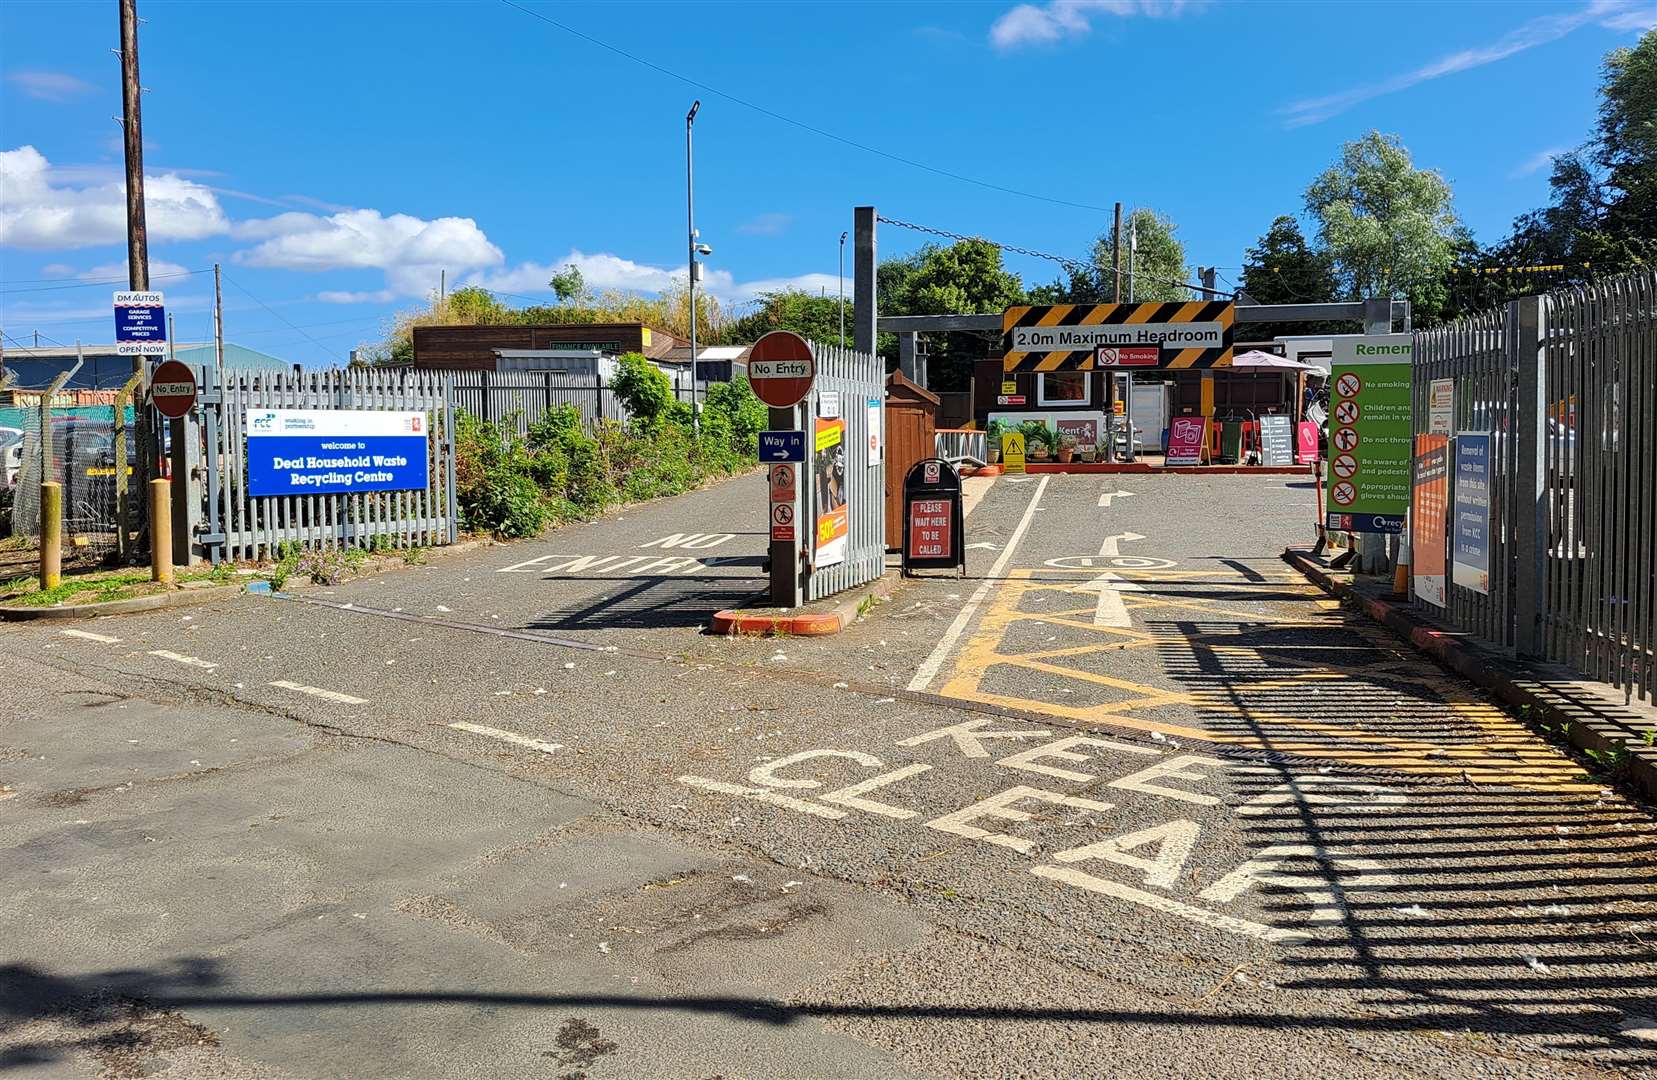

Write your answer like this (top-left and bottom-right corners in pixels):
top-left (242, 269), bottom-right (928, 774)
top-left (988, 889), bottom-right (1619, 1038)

top-left (751, 331), bottom-right (817, 608)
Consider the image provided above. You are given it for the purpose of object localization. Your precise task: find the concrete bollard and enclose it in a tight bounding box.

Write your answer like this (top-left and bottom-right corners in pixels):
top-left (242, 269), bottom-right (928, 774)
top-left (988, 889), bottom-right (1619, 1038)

top-left (39, 481), bottom-right (62, 591)
top-left (149, 478), bottom-right (173, 584)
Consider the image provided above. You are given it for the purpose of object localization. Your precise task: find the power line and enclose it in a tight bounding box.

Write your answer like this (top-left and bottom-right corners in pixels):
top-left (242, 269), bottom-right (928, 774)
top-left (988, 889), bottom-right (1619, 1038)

top-left (498, 0), bottom-right (1115, 216)
top-left (220, 273), bottom-right (343, 362)
top-left (0, 268), bottom-right (210, 295)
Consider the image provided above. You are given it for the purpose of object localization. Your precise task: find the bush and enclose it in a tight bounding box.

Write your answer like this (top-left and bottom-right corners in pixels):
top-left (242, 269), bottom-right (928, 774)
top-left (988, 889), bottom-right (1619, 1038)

top-left (450, 367), bottom-right (762, 538)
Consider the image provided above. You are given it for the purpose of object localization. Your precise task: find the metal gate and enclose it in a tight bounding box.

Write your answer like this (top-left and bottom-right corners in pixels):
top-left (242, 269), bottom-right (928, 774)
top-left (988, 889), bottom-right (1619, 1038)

top-left (805, 342), bottom-right (886, 602)
top-left (199, 364), bottom-right (458, 563)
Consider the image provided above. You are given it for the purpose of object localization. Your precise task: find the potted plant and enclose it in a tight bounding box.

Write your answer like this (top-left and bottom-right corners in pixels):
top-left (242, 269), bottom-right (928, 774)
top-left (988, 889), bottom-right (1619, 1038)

top-left (1021, 421), bottom-right (1052, 461)
top-left (1078, 440), bottom-right (1099, 463)
top-left (1056, 432), bottom-right (1077, 463)
top-left (985, 420), bottom-right (1003, 464)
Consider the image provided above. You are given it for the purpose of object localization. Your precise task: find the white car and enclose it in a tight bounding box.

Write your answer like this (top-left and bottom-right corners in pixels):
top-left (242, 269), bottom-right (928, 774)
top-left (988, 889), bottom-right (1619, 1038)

top-left (0, 427), bottom-right (22, 487)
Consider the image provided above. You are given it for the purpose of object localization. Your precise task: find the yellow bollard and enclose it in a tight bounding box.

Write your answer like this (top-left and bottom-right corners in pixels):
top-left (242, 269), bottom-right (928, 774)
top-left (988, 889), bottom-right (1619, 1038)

top-left (149, 478), bottom-right (173, 584)
top-left (39, 481), bottom-right (62, 591)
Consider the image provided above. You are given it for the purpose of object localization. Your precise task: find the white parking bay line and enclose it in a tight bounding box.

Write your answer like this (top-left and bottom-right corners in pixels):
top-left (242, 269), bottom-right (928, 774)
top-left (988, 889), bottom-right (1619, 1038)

top-left (149, 650), bottom-right (218, 670)
top-left (907, 474), bottom-right (1050, 692)
top-left (60, 629), bottom-right (120, 644)
top-left (449, 721), bottom-right (562, 754)
top-left (269, 680), bottom-right (368, 705)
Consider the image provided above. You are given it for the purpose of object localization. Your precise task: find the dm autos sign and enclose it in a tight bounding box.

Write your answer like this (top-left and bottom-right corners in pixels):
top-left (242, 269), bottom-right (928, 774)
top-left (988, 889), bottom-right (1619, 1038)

top-left (246, 409), bottom-right (429, 497)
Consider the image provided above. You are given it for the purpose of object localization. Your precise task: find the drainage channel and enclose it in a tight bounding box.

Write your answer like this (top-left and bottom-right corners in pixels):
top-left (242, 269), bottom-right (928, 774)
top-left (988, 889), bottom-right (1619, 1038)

top-left (271, 591), bottom-right (1493, 788)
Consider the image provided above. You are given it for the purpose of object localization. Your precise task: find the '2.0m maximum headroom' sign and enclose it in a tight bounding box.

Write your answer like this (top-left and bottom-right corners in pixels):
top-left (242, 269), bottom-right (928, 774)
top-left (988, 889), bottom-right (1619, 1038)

top-left (1002, 301), bottom-right (1235, 372)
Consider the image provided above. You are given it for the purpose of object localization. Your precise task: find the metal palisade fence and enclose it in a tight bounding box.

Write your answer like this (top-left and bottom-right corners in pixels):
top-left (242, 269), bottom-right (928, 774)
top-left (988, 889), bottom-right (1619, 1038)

top-left (1412, 270), bottom-right (1656, 703)
top-left (206, 365), bottom-right (457, 562)
top-left (806, 341), bottom-right (886, 603)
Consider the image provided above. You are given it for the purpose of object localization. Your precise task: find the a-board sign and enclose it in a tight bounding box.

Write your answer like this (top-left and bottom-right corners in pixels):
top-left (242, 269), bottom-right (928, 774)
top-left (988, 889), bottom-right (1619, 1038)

top-left (246, 408), bottom-right (430, 497)
top-left (902, 457), bottom-right (965, 576)
top-left (1095, 345), bottom-right (1160, 367)
top-left (149, 359), bottom-right (197, 419)
top-left (1258, 414), bottom-right (1294, 466)
top-left (1451, 433), bottom-right (1491, 594)
top-left (759, 430), bottom-right (806, 463)
top-left (1412, 435), bottom-right (1449, 607)
top-left (747, 330), bottom-right (816, 408)
top-left (1295, 421), bottom-right (1320, 464)
top-left (1325, 334), bottom-right (1412, 534)
top-left (1001, 432), bottom-right (1026, 472)
top-left (1165, 415), bottom-right (1208, 465)
top-left (113, 291), bottom-right (167, 356)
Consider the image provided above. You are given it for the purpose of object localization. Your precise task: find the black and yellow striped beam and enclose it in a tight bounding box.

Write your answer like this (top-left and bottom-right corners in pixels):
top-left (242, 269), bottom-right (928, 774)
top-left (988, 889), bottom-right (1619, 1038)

top-left (1001, 301), bottom-right (1235, 373)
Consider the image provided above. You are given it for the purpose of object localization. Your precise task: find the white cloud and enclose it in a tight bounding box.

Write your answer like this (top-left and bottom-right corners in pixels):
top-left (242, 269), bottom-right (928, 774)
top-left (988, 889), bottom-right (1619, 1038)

top-left (1601, 2), bottom-right (1657, 30)
top-left (1509, 146), bottom-right (1573, 179)
top-left (738, 212), bottom-right (793, 236)
top-left (0, 145), bottom-right (230, 249)
top-left (76, 259), bottom-right (192, 282)
top-left (468, 253), bottom-right (843, 306)
top-left (317, 289), bottom-right (398, 305)
top-left (7, 71), bottom-right (96, 102)
top-left (1280, 1), bottom-right (1646, 127)
top-left (989, 0), bottom-right (1202, 49)
top-left (233, 208), bottom-right (504, 297)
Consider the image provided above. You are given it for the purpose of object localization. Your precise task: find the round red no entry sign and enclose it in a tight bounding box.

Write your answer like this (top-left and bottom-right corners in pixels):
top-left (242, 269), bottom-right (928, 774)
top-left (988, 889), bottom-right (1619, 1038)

top-left (747, 330), bottom-right (816, 408)
top-left (150, 359), bottom-right (198, 419)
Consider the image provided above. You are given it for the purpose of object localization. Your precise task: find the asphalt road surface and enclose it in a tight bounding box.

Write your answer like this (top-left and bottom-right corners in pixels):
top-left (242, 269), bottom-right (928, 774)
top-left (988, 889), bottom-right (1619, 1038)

top-left (4, 471), bottom-right (1655, 1079)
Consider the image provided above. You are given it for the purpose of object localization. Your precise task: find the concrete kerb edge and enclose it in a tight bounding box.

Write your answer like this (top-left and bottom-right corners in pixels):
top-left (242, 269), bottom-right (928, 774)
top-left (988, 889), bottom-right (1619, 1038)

top-left (1283, 546), bottom-right (1657, 802)
top-left (0, 583), bottom-right (243, 621)
top-left (711, 569), bottom-right (900, 638)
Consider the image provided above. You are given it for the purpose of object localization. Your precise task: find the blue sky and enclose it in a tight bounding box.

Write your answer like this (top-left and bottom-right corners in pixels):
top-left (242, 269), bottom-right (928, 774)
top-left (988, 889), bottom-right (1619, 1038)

top-left (2, 0), bottom-right (1652, 367)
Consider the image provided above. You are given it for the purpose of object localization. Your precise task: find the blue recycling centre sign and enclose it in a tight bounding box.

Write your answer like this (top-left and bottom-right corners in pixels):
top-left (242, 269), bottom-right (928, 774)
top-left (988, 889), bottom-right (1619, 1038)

top-left (758, 429), bottom-right (806, 463)
top-left (246, 408), bottom-right (430, 497)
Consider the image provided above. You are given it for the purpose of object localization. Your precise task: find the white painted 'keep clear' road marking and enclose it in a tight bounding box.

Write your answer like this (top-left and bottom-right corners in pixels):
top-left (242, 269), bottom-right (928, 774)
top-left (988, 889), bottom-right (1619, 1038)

top-left (149, 650), bottom-right (217, 670)
top-left (678, 775), bottom-right (848, 819)
top-left (450, 722), bottom-right (562, 754)
top-left (60, 629), bottom-right (120, 644)
top-left (269, 681), bottom-right (368, 705)
top-left (496, 553), bottom-right (706, 576)
top-left (907, 475), bottom-right (1050, 693)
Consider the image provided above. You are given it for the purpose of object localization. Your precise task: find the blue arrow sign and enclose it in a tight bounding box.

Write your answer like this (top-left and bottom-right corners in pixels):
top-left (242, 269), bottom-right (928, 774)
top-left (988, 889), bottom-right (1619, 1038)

top-left (759, 430), bottom-right (806, 463)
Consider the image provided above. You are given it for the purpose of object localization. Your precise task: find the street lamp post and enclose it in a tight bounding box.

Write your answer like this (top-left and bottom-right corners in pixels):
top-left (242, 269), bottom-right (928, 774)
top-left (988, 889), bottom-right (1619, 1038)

top-left (685, 98), bottom-right (699, 433)
top-left (838, 231), bottom-right (848, 346)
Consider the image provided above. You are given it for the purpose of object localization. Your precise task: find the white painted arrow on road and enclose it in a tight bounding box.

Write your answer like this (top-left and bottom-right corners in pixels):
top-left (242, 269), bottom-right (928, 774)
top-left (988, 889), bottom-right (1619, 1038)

top-left (1098, 531), bottom-right (1145, 558)
top-left (1098, 490), bottom-right (1136, 508)
top-left (1075, 570), bottom-right (1145, 627)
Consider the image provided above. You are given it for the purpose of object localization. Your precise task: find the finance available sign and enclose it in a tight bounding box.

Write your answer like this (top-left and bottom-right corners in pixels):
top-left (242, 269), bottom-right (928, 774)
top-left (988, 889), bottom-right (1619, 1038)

top-left (246, 409), bottom-right (430, 497)
top-left (1324, 335), bottom-right (1413, 534)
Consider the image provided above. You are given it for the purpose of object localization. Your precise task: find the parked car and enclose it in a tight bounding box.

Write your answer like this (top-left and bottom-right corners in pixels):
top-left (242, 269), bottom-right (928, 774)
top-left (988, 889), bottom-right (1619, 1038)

top-left (0, 426), bottom-right (22, 487)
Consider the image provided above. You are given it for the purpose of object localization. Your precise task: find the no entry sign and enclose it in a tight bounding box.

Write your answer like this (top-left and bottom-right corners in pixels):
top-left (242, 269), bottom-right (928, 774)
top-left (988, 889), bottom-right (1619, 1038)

top-left (747, 330), bottom-right (816, 408)
top-left (149, 359), bottom-right (198, 418)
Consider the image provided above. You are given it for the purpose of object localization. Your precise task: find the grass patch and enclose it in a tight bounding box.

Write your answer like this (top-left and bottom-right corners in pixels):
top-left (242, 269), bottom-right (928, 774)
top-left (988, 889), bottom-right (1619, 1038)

top-left (2, 570), bottom-right (153, 607)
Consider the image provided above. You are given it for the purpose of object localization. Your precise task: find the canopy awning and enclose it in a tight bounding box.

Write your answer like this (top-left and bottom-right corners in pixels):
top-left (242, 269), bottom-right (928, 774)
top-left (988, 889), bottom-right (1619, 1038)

top-left (1229, 349), bottom-right (1328, 373)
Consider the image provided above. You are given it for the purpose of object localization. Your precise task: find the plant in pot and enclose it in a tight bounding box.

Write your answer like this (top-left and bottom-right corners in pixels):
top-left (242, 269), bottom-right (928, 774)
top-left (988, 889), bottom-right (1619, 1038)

top-left (1078, 440), bottom-right (1099, 463)
top-left (1056, 432), bottom-right (1077, 463)
top-left (984, 420), bottom-right (1003, 463)
top-left (1020, 421), bottom-right (1052, 462)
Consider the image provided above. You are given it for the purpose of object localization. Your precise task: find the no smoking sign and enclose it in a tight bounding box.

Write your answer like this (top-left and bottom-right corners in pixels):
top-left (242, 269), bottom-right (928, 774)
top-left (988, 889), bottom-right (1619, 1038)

top-left (1335, 372), bottom-right (1362, 398)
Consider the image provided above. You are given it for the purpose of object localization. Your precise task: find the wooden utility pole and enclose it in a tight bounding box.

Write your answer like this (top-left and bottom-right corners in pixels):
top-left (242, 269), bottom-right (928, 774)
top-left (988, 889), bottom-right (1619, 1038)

top-left (1111, 201), bottom-right (1123, 303)
top-left (213, 262), bottom-right (224, 386)
top-left (119, 0), bottom-right (150, 330)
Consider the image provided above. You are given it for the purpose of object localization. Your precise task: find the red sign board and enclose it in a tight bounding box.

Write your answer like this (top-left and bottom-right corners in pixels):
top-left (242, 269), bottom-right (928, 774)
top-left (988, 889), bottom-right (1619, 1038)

top-left (1096, 345), bottom-right (1160, 367)
top-left (907, 497), bottom-right (953, 560)
top-left (1165, 415), bottom-right (1208, 465)
top-left (1295, 421), bottom-right (1320, 464)
top-left (747, 330), bottom-right (816, 408)
top-left (149, 359), bottom-right (198, 419)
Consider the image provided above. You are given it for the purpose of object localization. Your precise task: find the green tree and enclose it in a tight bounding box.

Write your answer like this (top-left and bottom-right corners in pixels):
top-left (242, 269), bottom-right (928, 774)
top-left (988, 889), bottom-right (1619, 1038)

top-left (1304, 131), bottom-right (1459, 322)
top-left (723, 290), bottom-right (846, 346)
top-left (877, 239), bottom-right (1027, 389)
top-left (1091, 209), bottom-right (1191, 303)
top-left (609, 352), bottom-right (677, 430)
top-left (548, 263), bottom-right (586, 303)
top-left (1237, 215), bottom-right (1341, 338)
